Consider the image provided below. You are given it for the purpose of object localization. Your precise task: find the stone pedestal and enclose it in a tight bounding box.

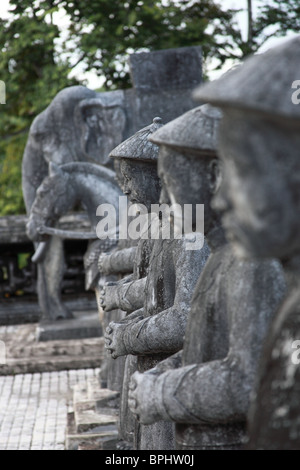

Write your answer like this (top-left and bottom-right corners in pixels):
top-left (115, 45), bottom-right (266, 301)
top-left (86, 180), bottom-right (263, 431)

top-left (36, 310), bottom-right (102, 341)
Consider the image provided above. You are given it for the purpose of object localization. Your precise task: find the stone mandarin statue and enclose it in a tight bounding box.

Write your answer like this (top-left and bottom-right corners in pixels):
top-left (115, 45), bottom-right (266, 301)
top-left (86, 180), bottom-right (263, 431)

top-left (195, 35), bottom-right (300, 450)
top-left (101, 118), bottom-right (164, 449)
top-left (128, 104), bottom-right (286, 450)
top-left (100, 118), bottom-right (164, 320)
top-left (94, 160), bottom-right (138, 396)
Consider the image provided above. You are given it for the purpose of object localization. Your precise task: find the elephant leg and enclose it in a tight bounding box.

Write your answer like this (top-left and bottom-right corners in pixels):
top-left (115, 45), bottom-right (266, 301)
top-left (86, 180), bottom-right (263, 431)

top-left (37, 236), bottom-right (73, 321)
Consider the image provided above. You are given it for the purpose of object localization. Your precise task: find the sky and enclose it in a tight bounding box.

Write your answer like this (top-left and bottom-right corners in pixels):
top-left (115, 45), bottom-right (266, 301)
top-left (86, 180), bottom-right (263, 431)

top-left (0, 0), bottom-right (298, 88)
top-left (0, 0), bottom-right (10, 19)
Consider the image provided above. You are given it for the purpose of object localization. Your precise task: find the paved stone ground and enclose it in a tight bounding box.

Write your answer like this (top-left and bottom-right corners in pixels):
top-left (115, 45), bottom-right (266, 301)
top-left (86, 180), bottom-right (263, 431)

top-left (0, 367), bottom-right (100, 450)
top-left (0, 318), bottom-right (105, 450)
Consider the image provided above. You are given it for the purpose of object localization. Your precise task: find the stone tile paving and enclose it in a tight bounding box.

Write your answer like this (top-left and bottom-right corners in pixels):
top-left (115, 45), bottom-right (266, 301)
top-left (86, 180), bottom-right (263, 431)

top-left (0, 368), bottom-right (100, 450)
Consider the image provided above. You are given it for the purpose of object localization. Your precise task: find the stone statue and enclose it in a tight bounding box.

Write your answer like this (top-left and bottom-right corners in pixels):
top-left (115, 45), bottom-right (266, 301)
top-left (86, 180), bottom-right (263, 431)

top-left (195, 35), bottom-right (300, 450)
top-left (26, 161), bottom-right (122, 320)
top-left (100, 118), bottom-right (164, 449)
top-left (92, 163), bottom-right (139, 398)
top-left (22, 86), bottom-right (126, 320)
top-left (100, 117), bottom-right (165, 315)
top-left (100, 118), bottom-right (165, 316)
top-left (128, 104), bottom-right (286, 450)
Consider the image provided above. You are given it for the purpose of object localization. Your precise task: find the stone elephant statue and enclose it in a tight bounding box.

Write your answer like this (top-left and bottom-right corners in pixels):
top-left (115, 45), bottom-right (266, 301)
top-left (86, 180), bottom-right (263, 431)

top-left (22, 85), bottom-right (126, 321)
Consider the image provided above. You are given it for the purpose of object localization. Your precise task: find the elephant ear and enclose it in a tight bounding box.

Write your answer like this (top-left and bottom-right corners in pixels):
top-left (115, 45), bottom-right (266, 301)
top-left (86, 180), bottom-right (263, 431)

top-left (75, 92), bottom-right (126, 167)
top-left (49, 161), bottom-right (64, 177)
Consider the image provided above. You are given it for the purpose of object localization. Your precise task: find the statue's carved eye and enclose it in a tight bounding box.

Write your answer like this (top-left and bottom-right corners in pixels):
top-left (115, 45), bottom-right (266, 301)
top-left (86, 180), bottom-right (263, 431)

top-left (34, 132), bottom-right (47, 143)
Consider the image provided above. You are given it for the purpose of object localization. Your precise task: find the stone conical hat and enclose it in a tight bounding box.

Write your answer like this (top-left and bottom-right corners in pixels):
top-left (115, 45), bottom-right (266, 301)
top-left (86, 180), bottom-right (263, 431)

top-left (149, 104), bottom-right (222, 155)
top-left (109, 117), bottom-right (163, 162)
top-left (194, 35), bottom-right (300, 121)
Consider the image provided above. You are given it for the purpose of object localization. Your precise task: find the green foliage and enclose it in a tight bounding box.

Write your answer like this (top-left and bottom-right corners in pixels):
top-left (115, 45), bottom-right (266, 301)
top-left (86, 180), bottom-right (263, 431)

top-left (253, 0), bottom-right (300, 49)
top-left (18, 252), bottom-right (31, 269)
top-left (62, 0), bottom-right (300, 88)
top-left (63, 0), bottom-right (236, 89)
top-left (222, 0), bottom-right (300, 58)
top-left (0, 133), bottom-right (26, 215)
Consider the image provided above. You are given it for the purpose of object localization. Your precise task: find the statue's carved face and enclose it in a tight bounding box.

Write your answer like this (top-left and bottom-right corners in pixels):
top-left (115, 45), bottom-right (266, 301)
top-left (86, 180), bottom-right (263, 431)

top-left (158, 145), bottom-right (219, 234)
top-left (213, 110), bottom-right (300, 259)
top-left (119, 159), bottom-right (161, 211)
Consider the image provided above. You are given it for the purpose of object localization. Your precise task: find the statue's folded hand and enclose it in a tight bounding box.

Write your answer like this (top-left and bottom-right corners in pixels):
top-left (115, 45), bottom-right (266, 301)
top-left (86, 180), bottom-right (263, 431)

top-left (104, 321), bottom-right (128, 359)
top-left (100, 284), bottom-right (118, 311)
top-left (128, 371), bottom-right (161, 424)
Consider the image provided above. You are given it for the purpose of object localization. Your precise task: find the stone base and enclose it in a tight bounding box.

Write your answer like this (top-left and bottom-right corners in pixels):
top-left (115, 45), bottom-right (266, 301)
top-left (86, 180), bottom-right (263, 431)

top-left (66, 412), bottom-right (119, 450)
top-left (36, 310), bottom-right (102, 341)
top-left (65, 378), bottom-right (120, 450)
top-left (0, 294), bottom-right (98, 326)
top-left (0, 300), bottom-right (41, 325)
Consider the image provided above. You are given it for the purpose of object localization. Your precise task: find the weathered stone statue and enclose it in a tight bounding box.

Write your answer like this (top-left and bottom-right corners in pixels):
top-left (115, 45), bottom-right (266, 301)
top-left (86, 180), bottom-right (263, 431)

top-left (92, 164), bottom-right (139, 398)
top-left (101, 117), bottom-right (164, 316)
top-left (128, 104), bottom-right (286, 450)
top-left (105, 115), bottom-right (210, 450)
top-left (22, 86), bottom-right (126, 320)
top-left (195, 36), bottom-right (300, 450)
top-left (100, 118), bottom-right (164, 449)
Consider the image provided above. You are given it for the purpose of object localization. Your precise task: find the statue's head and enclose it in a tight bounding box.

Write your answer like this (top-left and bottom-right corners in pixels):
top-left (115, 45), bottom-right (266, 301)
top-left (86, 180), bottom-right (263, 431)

top-left (29, 85), bottom-right (126, 167)
top-left (109, 118), bottom-right (163, 211)
top-left (195, 36), bottom-right (300, 260)
top-left (150, 105), bottom-right (222, 234)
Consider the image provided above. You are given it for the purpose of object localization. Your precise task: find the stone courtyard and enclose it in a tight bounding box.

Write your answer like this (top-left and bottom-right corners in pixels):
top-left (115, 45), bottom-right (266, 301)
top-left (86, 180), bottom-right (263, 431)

top-left (0, 318), bottom-right (105, 450)
top-left (0, 367), bottom-right (99, 450)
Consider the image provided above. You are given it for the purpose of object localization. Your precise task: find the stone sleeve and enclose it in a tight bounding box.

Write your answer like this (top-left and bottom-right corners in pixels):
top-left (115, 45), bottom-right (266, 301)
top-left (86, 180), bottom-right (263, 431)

top-left (148, 350), bottom-right (183, 375)
top-left (98, 246), bottom-right (137, 275)
top-left (115, 277), bottom-right (147, 312)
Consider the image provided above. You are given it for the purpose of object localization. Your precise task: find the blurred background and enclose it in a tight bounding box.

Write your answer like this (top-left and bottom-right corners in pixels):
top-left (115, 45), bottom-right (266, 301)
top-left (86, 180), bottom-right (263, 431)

top-left (0, 0), bottom-right (299, 217)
